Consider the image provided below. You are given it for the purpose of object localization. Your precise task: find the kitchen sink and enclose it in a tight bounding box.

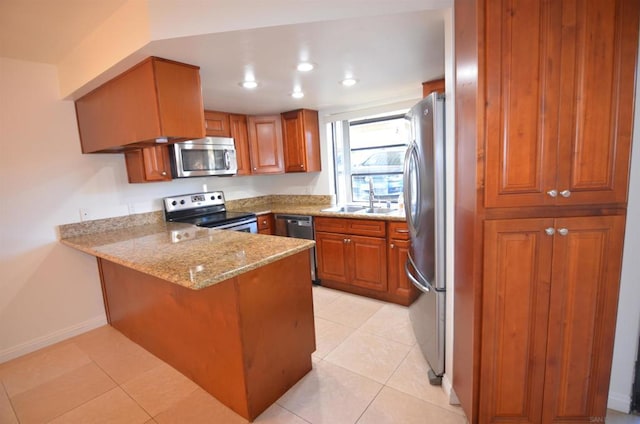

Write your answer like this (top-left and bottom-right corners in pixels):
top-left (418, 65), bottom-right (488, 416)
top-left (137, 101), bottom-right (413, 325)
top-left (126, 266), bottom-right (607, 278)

top-left (359, 207), bottom-right (396, 214)
top-left (322, 205), bottom-right (366, 213)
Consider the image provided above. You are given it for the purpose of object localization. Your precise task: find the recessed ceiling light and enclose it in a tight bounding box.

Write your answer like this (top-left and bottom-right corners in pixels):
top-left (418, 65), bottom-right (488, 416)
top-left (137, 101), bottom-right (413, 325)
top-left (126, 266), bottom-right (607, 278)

top-left (291, 91), bottom-right (304, 99)
top-left (297, 62), bottom-right (315, 72)
top-left (341, 78), bottom-right (358, 87)
top-left (240, 80), bottom-right (258, 89)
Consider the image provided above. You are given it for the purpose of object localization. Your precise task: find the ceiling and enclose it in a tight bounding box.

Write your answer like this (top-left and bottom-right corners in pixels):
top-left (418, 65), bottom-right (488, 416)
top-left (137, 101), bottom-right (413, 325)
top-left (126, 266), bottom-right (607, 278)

top-left (0, 1), bottom-right (447, 115)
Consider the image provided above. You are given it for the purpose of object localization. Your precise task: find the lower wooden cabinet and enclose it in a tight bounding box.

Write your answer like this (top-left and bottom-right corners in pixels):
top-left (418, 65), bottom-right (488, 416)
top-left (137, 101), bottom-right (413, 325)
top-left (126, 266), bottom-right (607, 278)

top-left (124, 145), bottom-right (172, 183)
top-left (387, 222), bottom-right (418, 306)
top-left (479, 215), bottom-right (625, 423)
top-left (316, 217), bottom-right (418, 305)
top-left (257, 213), bottom-right (274, 235)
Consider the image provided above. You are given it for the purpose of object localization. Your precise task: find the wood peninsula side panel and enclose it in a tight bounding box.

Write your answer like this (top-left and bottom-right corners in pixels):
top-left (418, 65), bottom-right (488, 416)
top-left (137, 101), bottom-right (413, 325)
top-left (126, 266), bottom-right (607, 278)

top-left (98, 250), bottom-right (314, 421)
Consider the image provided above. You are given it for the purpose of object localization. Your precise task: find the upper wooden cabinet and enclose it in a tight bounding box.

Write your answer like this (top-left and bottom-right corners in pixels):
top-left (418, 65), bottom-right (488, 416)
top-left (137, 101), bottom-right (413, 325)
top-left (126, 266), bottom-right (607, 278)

top-left (422, 78), bottom-right (445, 97)
top-left (247, 115), bottom-right (284, 174)
top-left (281, 109), bottom-right (321, 173)
top-left (229, 114), bottom-right (252, 176)
top-left (124, 145), bottom-right (172, 183)
top-left (484, 0), bottom-right (638, 208)
top-left (75, 57), bottom-right (205, 153)
top-left (204, 110), bottom-right (231, 137)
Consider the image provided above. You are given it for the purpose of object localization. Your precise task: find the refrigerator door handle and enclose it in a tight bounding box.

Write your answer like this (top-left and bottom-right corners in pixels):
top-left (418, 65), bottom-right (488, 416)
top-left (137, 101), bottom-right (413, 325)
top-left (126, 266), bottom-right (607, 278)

top-left (405, 255), bottom-right (434, 293)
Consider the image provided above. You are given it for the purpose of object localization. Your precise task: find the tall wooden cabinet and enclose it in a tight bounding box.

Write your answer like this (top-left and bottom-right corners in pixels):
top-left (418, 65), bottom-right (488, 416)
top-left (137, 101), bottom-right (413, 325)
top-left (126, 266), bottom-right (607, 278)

top-left (454, 0), bottom-right (639, 422)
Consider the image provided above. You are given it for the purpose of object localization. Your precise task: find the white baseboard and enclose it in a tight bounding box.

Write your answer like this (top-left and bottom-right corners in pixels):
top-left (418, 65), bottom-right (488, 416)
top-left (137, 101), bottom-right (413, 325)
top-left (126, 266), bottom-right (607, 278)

top-left (0, 315), bottom-right (107, 364)
top-left (442, 373), bottom-right (461, 405)
top-left (608, 391), bottom-right (632, 413)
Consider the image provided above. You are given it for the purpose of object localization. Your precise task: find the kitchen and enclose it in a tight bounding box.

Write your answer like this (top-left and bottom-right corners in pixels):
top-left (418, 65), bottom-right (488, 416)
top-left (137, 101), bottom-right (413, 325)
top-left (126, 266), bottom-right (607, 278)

top-left (1, 1), bottom-right (639, 423)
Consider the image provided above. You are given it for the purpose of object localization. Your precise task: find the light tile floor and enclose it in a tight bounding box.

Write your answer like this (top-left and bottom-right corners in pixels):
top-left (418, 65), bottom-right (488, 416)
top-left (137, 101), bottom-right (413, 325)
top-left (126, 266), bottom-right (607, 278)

top-left (0, 285), bottom-right (638, 423)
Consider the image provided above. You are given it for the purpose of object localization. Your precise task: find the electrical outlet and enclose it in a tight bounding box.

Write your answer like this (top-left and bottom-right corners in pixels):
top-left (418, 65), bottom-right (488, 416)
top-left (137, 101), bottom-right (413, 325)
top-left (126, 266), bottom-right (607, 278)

top-left (79, 208), bottom-right (90, 221)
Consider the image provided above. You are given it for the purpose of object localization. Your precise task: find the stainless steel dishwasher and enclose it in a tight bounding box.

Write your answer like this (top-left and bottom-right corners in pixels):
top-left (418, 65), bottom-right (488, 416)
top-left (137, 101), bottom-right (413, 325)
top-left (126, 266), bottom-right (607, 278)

top-left (274, 214), bottom-right (317, 283)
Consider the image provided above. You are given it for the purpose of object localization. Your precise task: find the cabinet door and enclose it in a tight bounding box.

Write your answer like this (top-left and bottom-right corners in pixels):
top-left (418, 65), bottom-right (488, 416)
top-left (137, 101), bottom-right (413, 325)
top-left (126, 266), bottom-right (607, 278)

top-left (484, 0), bottom-right (639, 208)
top-left (124, 145), bottom-right (171, 183)
top-left (349, 235), bottom-right (387, 292)
top-left (281, 109), bottom-right (321, 173)
top-left (247, 115), bottom-right (284, 174)
top-left (479, 218), bottom-right (554, 424)
top-left (229, 114), bottom-right (251, 175)
top-left (554, 1), bottom-right (638, 206)
top-left (257, 213), bottom-right (274, 235)
top-left (204, 111), bottom-right (230, 137)
top-left (542, 215), bottom-right (625, 423)
top-left (387, 238), bottom-right (416, 303)
top-left (484, 0), bottom-right (560, 208)
top-left (315, 232), bottom-right (349, 284)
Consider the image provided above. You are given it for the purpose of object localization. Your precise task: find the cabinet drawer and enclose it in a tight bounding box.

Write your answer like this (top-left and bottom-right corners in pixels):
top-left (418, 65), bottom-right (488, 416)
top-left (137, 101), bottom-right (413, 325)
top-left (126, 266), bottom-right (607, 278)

top-left (315, 217), bottom-right (386, 237)
top-left (257, 213), bottom-right (274, 234)
top-left (387, 222), bottom-right (410, 240)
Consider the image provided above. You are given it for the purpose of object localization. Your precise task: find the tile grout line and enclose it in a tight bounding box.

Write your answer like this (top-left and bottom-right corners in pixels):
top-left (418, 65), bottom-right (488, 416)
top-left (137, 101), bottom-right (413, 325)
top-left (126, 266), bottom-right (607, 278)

top-left (1, 379), bottom-right (19, 423)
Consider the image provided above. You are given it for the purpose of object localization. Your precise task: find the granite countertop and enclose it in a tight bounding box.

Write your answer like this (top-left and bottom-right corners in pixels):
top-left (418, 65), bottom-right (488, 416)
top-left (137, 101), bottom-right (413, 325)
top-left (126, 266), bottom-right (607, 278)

top-left (227, 202), bottom-right (406, 221)
top-left (58, 195), bottom-right (403, 291)
top-left (60, 221), bottom-right (314, 290)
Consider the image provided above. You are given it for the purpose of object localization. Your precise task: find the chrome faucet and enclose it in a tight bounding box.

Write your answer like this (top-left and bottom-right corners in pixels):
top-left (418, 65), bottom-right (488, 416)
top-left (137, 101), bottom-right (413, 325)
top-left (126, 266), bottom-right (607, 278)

top-left (368, 177), bottom-right (375, 210)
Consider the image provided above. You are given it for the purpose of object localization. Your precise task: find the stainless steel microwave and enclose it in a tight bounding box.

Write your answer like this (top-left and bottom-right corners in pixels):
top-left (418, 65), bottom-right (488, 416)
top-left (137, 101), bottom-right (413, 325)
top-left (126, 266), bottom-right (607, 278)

top-left (171, 137), bottom-right (238, 178)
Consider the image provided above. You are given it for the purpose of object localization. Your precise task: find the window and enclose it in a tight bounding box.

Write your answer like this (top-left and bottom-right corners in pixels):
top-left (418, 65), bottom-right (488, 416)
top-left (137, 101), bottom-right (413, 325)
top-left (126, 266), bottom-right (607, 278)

top-left (332, 113), bottom-right (410, 205)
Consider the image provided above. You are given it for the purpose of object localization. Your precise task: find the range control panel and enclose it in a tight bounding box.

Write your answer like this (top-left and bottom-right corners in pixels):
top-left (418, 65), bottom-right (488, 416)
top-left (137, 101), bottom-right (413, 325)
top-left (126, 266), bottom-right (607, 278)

top-left (163, 191), bottom-right (225, 213)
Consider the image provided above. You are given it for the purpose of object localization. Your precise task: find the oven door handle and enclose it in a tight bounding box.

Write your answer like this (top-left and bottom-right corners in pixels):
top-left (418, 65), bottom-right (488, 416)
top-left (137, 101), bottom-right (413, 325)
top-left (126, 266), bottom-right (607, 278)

top-left (211, 218), bottom-right (257, 230)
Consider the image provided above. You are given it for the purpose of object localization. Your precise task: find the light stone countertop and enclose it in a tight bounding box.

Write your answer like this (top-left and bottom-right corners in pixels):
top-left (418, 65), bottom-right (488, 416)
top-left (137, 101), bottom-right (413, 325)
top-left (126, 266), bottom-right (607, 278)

top-left (60, 221), bottom-right (314, 290)
top-left (227, 202), bottom-right (406, 221)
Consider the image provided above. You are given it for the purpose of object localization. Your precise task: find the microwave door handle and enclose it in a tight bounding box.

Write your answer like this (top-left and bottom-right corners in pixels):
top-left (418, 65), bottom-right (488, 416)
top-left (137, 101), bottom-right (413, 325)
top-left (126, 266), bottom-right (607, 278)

top-left (226, 150), bottom-right (231, 169)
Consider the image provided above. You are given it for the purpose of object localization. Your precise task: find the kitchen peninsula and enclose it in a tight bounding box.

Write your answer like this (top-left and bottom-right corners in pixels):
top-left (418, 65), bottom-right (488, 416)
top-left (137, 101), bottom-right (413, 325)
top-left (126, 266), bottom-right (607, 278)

top-left (59, 218), bottom-right (316, 421)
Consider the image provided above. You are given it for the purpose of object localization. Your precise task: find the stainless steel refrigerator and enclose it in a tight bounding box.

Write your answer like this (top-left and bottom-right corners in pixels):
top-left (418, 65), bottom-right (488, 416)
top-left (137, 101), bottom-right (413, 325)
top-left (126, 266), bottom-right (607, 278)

top-left (403, 92), bottom-right (446, 385)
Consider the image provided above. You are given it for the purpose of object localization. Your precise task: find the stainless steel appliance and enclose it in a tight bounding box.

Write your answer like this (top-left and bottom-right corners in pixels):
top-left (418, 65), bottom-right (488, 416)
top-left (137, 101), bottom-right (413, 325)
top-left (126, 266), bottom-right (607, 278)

top-left (404, 92), bottom-right (446, 385)
top-left (171, 137), bottom-right (238, 178)
top-left (163, 191), bottom-right (257, 233)
top-left (274, 214), bottom-right (317, 283)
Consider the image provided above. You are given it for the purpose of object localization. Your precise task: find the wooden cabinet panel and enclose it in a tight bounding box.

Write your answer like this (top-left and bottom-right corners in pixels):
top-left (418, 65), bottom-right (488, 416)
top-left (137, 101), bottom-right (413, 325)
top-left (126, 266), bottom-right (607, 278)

top-left (247, 115), bottom-right (284, 174)
top-left (315, 217), bottom-right (349, 233)
top-left (349, 235), bottom-right (387, 292)
top-left (281, 109), bottom-right (321, 173)
top-left (76, 57), bottom-right (205, 153)
top-left (479, 216), bottom-right (625, 423)
top-left (230, 114), bottom-right (251, 175)
top-left (387, 221), bottom-right (417, 305)
top-left (315, 232), bottom-right (349, 284)
top-left (484, 0), bottom-right (638, 208)
top-left (479, 218), bottom-right (554, 423)
top-left (484, 0), bottom-right (559, 208)
top-left (124, 145), bottom-right (171, 183)
top-left (554, 1), bottom-right (637, 207)
top-left (257, 213), bottom-right (274, 235)
top-left (204, 110), bottom-right (230, 137)
top-left (542, 215), bottom-right (625, 423)
top-left (422, 78), bottom-right (445, 97)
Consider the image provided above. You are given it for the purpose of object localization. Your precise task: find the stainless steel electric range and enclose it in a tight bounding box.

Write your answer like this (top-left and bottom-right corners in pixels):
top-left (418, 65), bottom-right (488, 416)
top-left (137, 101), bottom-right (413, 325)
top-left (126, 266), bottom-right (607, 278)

top-left (163, 191), bottom-right (258, 233)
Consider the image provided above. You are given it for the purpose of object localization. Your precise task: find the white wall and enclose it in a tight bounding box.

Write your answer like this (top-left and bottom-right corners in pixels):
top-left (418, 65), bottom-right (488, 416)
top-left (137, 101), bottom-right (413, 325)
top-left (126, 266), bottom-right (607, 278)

top-left (0, 57), bottom-right (332, 362)
top-left (608, 50), bottom-right (640, 412)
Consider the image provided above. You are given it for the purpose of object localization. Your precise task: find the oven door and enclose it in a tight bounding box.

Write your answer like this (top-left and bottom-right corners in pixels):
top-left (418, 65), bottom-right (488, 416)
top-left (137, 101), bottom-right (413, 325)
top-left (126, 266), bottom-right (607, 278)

top-left (172, 139), bottom-right (238, 177)
top-left (205, 218), bottom-right (258, 233)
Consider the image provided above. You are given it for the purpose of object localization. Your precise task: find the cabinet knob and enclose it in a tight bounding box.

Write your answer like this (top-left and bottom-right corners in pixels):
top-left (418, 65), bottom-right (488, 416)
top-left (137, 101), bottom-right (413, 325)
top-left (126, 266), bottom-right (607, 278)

top-left (300, 164), bottom-right (304, 168)
top-left (547, 189), bottom-right (558, 198)
top-left (161, 171), bottom-right (167, 176)
top-left (560, 190), bottom-right (571, 198)
top-left (545, 227), bottom-right (555, 236)
top-left (558, 228), bottom-right (569, 236)
top-left (390, 243), bottom-right (395, 248)
top-left (253, 167), bottom-right (257, 171)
